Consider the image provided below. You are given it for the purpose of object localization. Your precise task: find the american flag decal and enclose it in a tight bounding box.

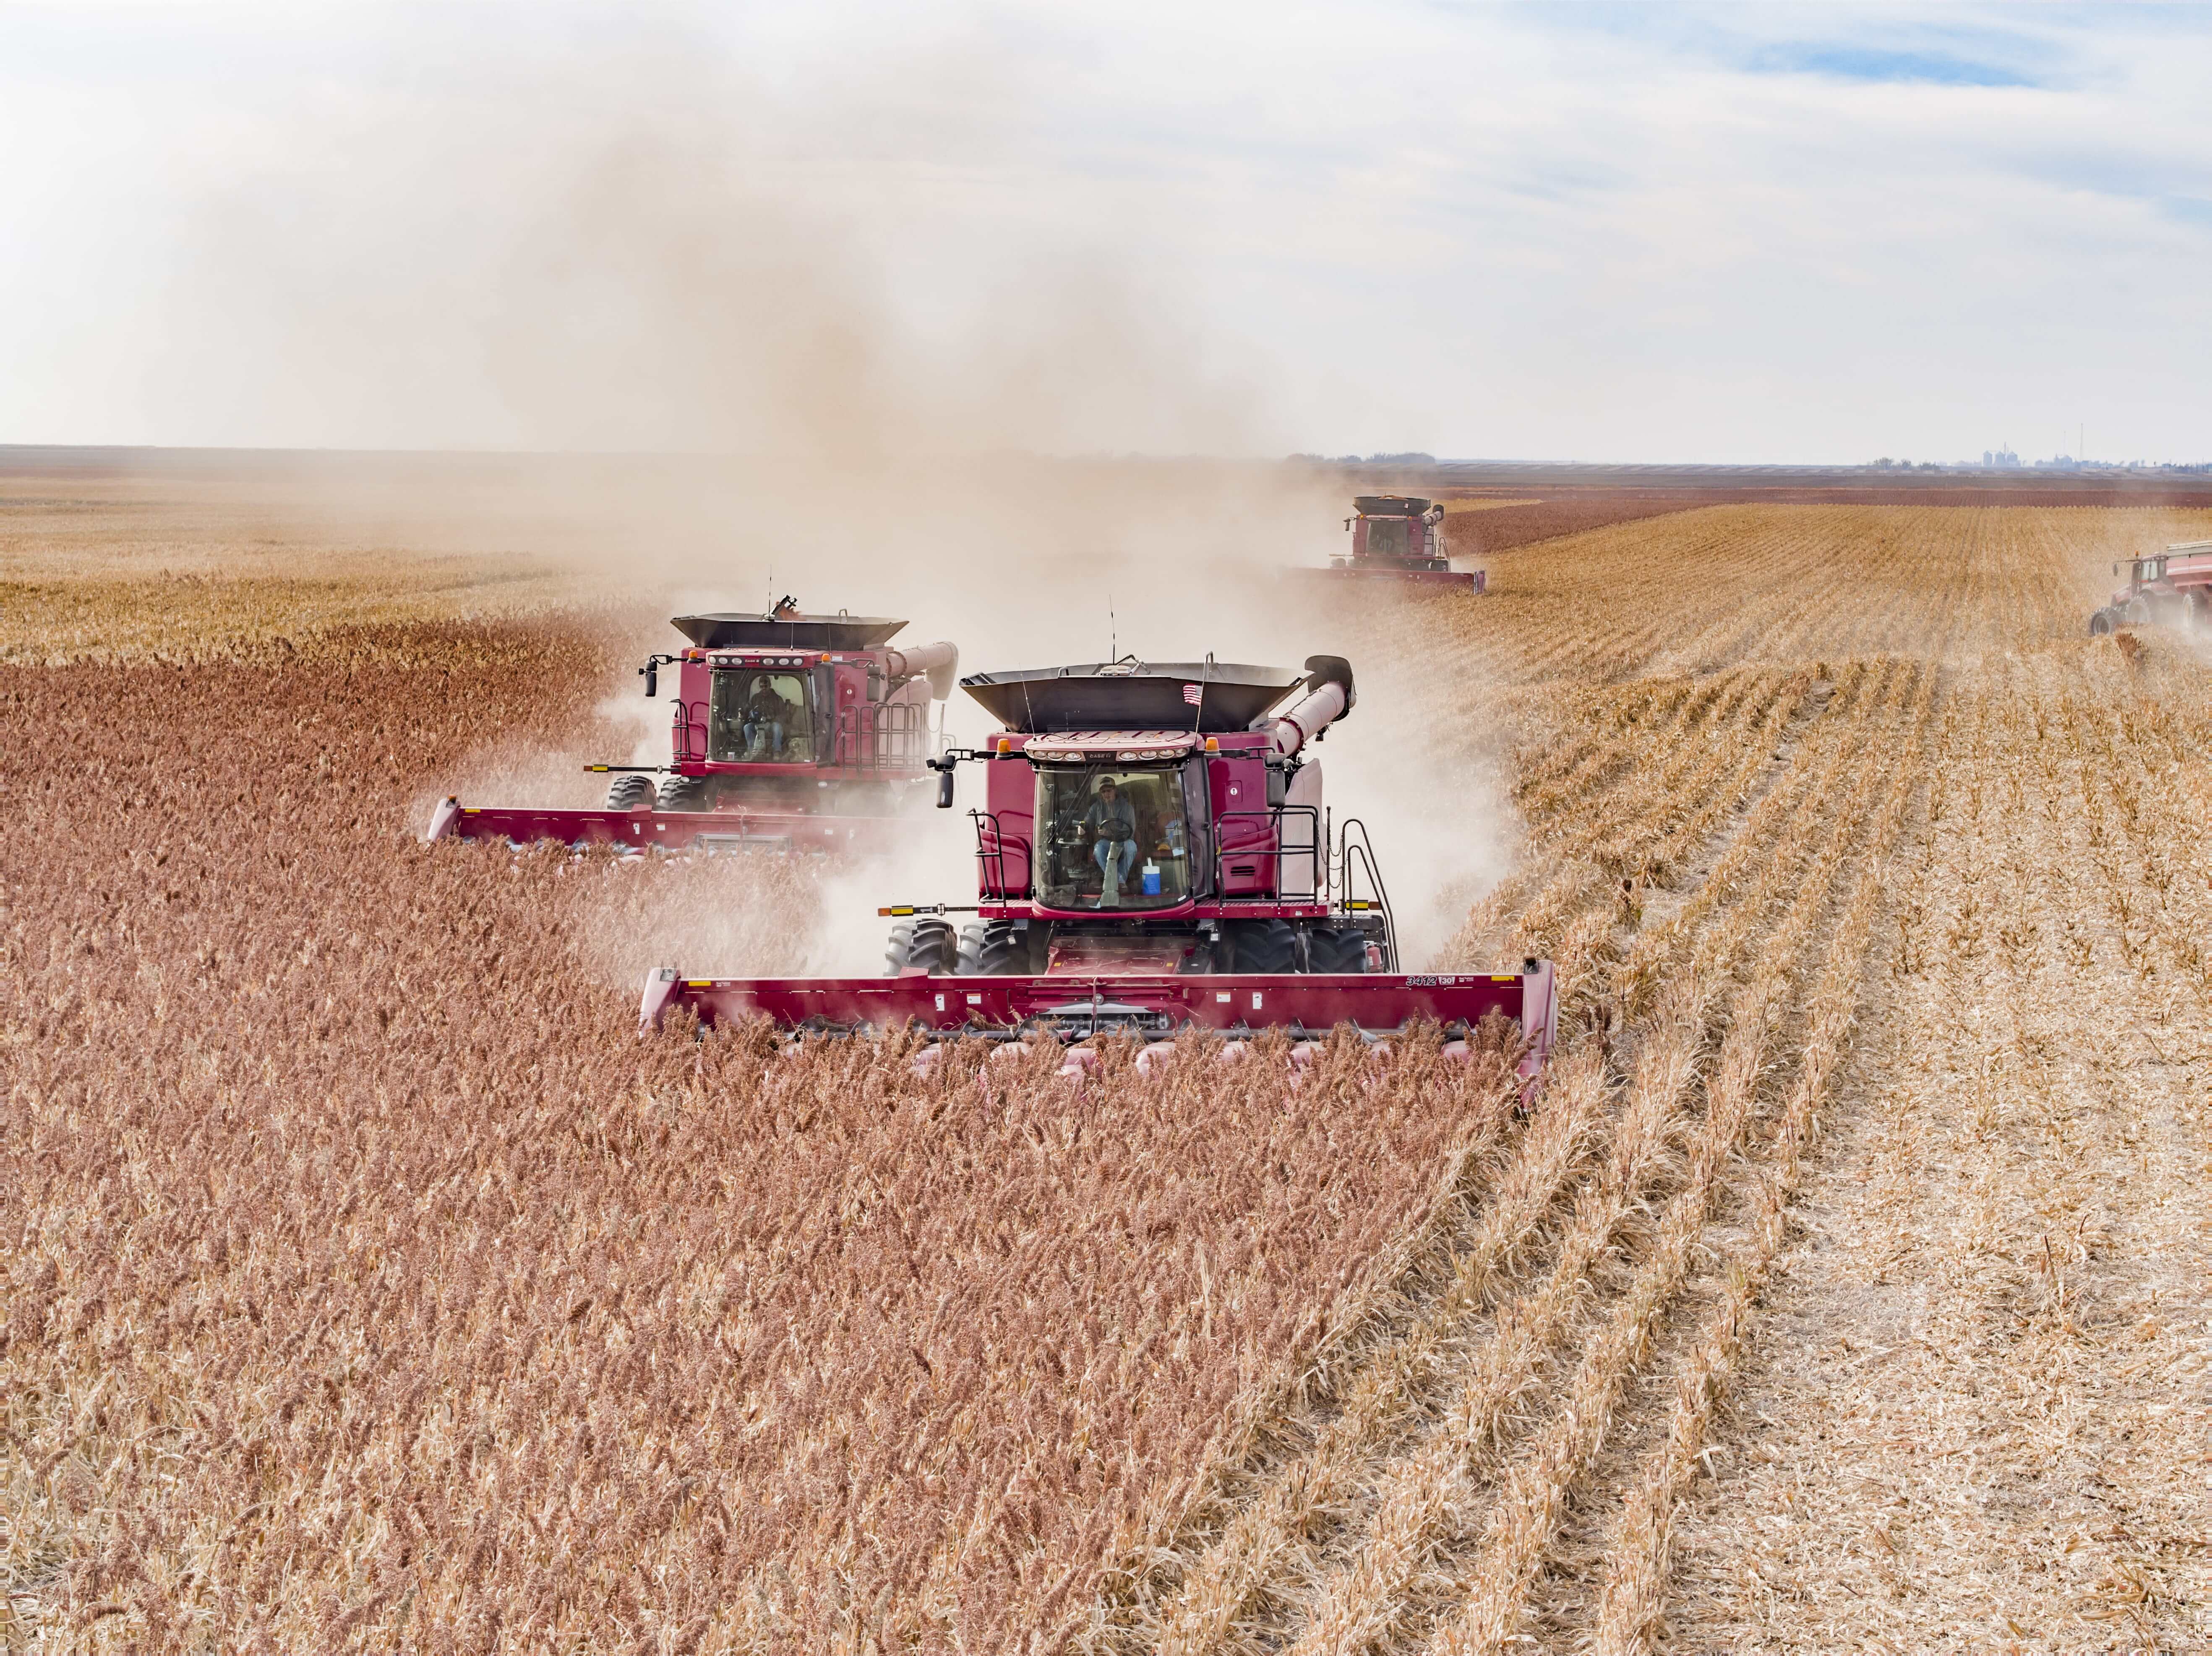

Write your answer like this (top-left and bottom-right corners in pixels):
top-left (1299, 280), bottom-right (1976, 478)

top-left (1182, 683), bottom-right (1203, 705)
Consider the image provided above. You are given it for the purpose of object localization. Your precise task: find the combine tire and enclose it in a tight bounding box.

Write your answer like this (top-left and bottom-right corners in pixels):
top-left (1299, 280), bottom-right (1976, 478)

top-left (605, 774), bottom-right (656, 810)
top-left (885, 916), bottom-right (957, 975)
top-left (1229, 919), bottom-right (1296, 975)
top-left (957, 919), bottom-right (1031, 974)
top-left (1307, 927), bottom-right (1370, 974)
top-left (2088, 609), bottom-right (2116, 637)
top-left (657, 775), bottom-right (711, 812)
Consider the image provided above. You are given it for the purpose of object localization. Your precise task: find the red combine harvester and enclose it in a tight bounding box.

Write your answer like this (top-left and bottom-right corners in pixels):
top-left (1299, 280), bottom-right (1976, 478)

top-left (2088, 541), bottom-right (2212, 635)
top-left (1301, 495), bottom-right (1483, 590)
top-left (425, 604), bottom-right (958, 854)
top-left (641, 653), bottom-right (1555, 1074)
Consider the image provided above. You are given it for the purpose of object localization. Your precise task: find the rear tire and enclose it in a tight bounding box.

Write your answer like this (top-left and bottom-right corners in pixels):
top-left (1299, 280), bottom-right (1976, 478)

top-left (657, 775), bottom-right (710, 812)
top-left (2088, 609), bottom-right (2115, 637)
top-left (957, 919), bottom-right (1032, 975)
top-left (605, 774), bottom-right (656, 810)
top-left (1229, 919), bottom-right (1296, 975)
top-left (1307, 927), bottom-right (1369, 974)
top-left (885, 916), bottom-right (957, 975)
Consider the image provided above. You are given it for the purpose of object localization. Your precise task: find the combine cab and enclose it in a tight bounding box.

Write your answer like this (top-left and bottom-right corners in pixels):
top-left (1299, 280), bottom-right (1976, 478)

top-left (425, 604), bottom-right (958, 854)
top-left (2089, 542), bottom-right (2212, 635)
top-left (642, 652), bottom-right (1555, 1074)
top-left (1301, 496), bottom-right (1483, 590)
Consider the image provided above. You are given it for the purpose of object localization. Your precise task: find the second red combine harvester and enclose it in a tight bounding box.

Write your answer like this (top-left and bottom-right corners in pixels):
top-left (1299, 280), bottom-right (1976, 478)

top-left (642, 652), bottom-right (1555, 1073)
top-left (1302, 495), bottom-right (1484, 590)
top-left (424, 603), bottom-right (958, 854)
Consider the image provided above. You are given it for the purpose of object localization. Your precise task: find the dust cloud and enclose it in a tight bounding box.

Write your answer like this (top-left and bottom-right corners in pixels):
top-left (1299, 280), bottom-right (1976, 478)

top-left (148, 24), bottom-right (1512, 974)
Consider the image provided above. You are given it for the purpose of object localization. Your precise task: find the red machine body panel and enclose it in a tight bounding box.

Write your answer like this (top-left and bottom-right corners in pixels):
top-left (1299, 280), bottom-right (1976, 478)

top-left (971, 729), bottom-right (1294, 905)
top-left (918, 656), bottom-right (1401, 979)
top-left (662, 648), bottom-right (934, 774)
top-left (641, 961), bottom-right (1555, 1054)
top-left (424, 798), bottom-right (907, 854)
top-left (1318, 564), bottom-right (1483, 590)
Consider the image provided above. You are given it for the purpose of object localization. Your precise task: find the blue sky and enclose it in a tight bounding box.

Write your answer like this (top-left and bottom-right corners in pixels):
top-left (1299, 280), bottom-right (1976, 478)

top-left (2, 0), bottom-right (2207, 462)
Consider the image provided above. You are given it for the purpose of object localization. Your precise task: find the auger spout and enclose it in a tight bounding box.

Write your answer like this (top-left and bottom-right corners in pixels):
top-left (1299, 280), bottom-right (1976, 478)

top-left (883, 640), bottom-right (961, 700)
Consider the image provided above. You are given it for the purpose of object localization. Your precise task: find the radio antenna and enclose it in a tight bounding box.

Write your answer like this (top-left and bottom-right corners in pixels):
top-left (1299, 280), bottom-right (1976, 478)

top-left (1109, 603), bottom-right (1116, 663)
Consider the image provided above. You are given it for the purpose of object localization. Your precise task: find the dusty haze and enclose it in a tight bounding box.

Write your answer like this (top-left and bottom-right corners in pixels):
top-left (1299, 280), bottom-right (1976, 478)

top-left (116, 29), bottom-right (1514, 974)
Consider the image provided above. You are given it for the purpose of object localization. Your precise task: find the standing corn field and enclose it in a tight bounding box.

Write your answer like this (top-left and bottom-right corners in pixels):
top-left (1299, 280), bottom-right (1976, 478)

top-left (1090, 503), bottom-right (2212, 1656)
top-left (4, 484), bottom-right (2210, 1651)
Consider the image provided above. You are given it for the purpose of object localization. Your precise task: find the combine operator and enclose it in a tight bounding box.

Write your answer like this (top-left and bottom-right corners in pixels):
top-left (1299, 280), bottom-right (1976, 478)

top-left (1080, 776), bottom-right (1139, 907)
top-left (741, 674), bottom-right (796, 760)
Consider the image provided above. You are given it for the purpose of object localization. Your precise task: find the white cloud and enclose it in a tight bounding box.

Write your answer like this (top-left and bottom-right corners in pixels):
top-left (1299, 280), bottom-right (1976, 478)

top-left (0, 0), bottom-right (2206, 461)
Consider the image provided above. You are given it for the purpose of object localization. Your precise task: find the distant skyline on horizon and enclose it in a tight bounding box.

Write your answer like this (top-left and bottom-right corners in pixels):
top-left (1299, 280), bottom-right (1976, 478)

top-left (5, 442), bottom-right (2206, 479)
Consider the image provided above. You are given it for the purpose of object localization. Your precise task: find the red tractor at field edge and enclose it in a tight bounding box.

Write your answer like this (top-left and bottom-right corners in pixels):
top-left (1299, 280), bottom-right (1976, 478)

top-left (425, 605), bottom-right (958, 854)
top-left (642, 652), bottom-right (1556, 1074)
top-left (2089, 541), bottom-right (2212, 636)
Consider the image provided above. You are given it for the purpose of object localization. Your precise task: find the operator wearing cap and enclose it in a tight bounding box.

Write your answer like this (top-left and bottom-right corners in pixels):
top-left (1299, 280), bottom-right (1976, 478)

top-left (1080, 776), bottom-right (1138, 906)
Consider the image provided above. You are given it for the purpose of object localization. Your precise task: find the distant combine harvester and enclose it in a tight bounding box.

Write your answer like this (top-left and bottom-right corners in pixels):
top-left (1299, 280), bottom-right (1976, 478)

top-left (1295, 496), bottom-right (1484, 591)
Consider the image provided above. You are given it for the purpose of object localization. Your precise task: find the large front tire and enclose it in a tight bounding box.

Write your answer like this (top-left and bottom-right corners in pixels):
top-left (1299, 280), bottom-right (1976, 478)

top-left (2088, 608), bottom-right (2115, 637)
top-left (657, 775), bottom-right (711, 812)
top-left (885, 916), bottom-right (957, 975)
top-left (1307, 927), bottom-right (1370, 974)
top-left (1229, 919), bottom-right (1296, 975)
top-left (957, 919), bottom-right (1033, 974)
top-left (605, 774), bottom-right (656, 810)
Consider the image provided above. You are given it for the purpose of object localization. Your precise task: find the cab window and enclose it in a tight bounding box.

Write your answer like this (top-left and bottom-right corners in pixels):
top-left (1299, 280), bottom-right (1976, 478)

top-left (1034, 765), bottom-right (1192, 910)
top-left (709, 671), bottom-right (814, 763)
top-left (1366, 518), bottom-right (1411, 559)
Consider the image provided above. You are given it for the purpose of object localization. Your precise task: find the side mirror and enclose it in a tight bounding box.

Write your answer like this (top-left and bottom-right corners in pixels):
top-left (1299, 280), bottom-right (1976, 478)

top-left (936, 767), bottom-right (955, 809)
top-left (641, 661), bottom-right (658, 698)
